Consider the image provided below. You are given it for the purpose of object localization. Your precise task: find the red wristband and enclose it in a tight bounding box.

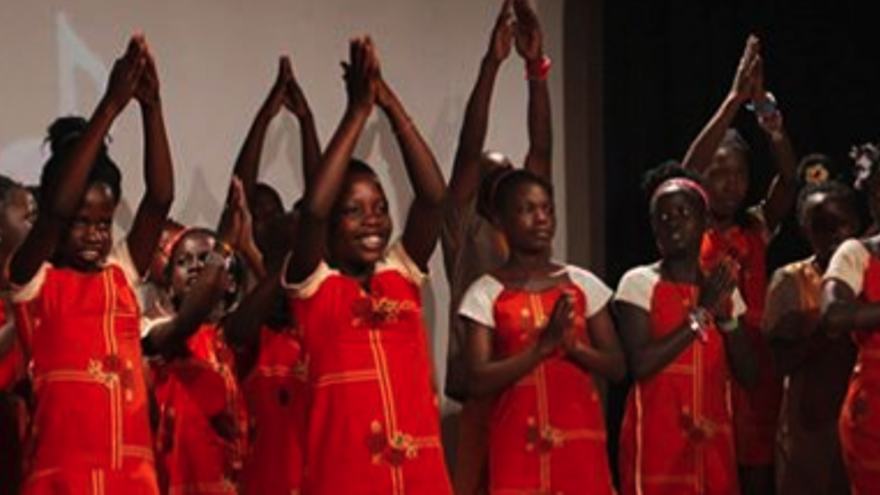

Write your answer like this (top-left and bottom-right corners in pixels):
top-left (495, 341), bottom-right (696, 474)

top-left (526, 55), bottom-right (552, 81)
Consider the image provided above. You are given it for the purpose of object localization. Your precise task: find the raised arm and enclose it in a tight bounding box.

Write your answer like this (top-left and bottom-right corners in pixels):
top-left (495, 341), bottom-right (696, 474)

top-left (127, 37), bottom-right (175, 277)
top-left (10, 37), bottom-right (144, 285)
top-left (220, 177), bottom-right (266, 279)
top-left (286, 37), bottom-right (376, 284)
top-left (447, 0), bottom-right (513, 205)
top-left (374, 45), bottom-right (446, 270)
top-left (751, 57), bottom-right (796, 233)
top-left (513, 0), bottom-right (551, 179)
top-left (682, 35), bottom-right (760, 173)
top-left (465, 292), bottom-right (571, 397)
top-left (285, 59), bottom-right (322, 189)
top-left (232, 57), bottom-right (291, 201)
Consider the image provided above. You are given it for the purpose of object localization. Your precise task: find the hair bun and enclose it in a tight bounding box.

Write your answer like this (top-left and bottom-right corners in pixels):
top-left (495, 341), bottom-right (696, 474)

top-left (45, 116), bottom-right (90, 155)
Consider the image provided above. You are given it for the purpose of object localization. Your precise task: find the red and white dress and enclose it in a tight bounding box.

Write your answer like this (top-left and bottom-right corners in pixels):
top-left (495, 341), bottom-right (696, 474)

top-left (615, 264), bottom-right (745, 495)
top-left (823, 238), bottom-right (880, 493)
top-left (458, 265), bottom-right (616, 494)
top-left (13, 243), bottom-right (160, 494)
top-left (285, 243), bottom-right (451, 495)
top-left (145, 320), bottom-right (248, 495)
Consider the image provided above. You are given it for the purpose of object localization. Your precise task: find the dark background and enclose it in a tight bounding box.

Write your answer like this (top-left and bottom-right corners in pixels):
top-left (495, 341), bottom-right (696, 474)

top-left (600, 0), bottom-right (880, 480)
top-left (604, 0), bottom-right (880, 284)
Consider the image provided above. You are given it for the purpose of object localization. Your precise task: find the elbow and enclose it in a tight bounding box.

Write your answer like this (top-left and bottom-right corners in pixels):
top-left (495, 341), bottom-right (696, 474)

top-left (417, 186), bottom-right (447, 210)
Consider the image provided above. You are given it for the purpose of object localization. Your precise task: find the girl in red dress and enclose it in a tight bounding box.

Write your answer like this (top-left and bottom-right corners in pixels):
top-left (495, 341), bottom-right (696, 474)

top-left (821, 143), bottom-right (880, 494)
top-left (615, 174), bottom-right (757, 495)
top-left (10, 35), bottom-right (174, 494)
top-left (0, 174), bottom-right (36, 492)
top-left (681, 35), bottom-right (797, 494)
top-left (284, 37), bottom-right (451, 494)
top-left (459, 169), bottom-right (625, 494)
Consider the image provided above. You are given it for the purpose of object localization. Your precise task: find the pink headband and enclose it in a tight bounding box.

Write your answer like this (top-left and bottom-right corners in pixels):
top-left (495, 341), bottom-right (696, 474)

top-left (651, 178), bottom-right (710, 210)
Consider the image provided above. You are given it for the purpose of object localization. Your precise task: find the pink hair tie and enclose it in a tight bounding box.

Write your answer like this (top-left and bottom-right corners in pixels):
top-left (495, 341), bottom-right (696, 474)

top-left (652, 178), bottom-right (709, 210)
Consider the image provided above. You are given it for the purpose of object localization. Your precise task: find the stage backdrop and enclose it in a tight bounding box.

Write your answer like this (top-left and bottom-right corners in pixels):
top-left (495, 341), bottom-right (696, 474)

top-left (0, 0), bottom-right (567, 407)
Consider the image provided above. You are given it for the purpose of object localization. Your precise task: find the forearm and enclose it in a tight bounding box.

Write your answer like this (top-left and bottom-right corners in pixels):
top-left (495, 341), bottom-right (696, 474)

top-left (234, 99), bottom-right (277, 193)
top-left (145, 264), bottom-right (225, 356)
top-left (682, 93), bottom-right (743, 173)
top-left (380, 89), bottom-right (445, 206)
top-left (822, 300), bottom-right (880, 336)
top-left (50, 100), bottom-right (120, 217)
top-left (305, 105), bottom-right (370, 218)
top-left (470, 345), bottom-right (547, 397)
top-left (297, 111), bottom-right (322, 188)
top-left (566, 343), bottom-right (626, 382)
top-left (448, 57), bottom-right (501, 202)
top-left (525, 76), bottom-right (552, 179)
top-left (628, 325), bottom-right (696, 379)
top-left (141, 104), bottom-right (175, 210)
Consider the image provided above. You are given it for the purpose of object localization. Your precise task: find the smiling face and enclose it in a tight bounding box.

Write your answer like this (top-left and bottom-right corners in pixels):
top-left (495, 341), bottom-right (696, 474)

top-left (651, 185), bottom-right (707, 260)
top-left (327, 172), bottom-right (393, 273)
top-left (496, 180), bottom-right (556, 256)
top-left (55, 183), bottom-right (116, 271)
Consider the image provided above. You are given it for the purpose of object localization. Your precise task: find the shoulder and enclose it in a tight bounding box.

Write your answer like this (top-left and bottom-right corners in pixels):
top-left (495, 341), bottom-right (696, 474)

top-left (614, 264), bottom-right (660, 311)
top-left (563, 265), bottom-right (613, 312)
top-left (458, 274), bottom-right (504, 329)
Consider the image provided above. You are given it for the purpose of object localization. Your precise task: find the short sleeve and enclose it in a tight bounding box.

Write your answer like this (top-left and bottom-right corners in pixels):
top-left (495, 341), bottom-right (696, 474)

top-left (458, 275), bottom-right (504, 329)
top-left (382, 242), bottom-right (427, 286)
top-left (141, 315), bottom-right (173, 340)
top-left (824, 239), bottom-right (869, 297)
top-left (731, 287), bottom-right (747, 319)
top-left (614, 265), bottom-right (659, 312)
top-left (567, 266), bottom-right (613, 317)
top-left (281, 252), bottom-right (335, 300)
top-left (11, 263), bottom-right (49, 303)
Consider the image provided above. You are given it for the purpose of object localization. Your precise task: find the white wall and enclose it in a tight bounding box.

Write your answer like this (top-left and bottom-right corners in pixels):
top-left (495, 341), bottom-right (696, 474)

top-left (0, 0), bottom-right (566, 399)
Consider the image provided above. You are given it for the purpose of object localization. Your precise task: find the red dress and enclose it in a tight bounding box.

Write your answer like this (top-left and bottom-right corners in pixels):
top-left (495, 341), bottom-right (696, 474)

top-left (147, 322), bottom-right (248, 494)
top-left (701, 213), bottom-right (782, 466)
top-left (458, 266), bottom-right (616, 494)
top-left (824, 239), bottom-right (880, 493)
top-left (240, 326), bottom-right (306, 495)
top-left (285, 243), bottom-right (452, 495)
top-left (616, 264), bottom-right (743, 495)
top-left (13, 244), bottom-right (160, 494)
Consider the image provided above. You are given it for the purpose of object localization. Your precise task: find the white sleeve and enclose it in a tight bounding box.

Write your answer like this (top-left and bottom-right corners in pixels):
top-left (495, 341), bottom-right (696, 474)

top-left (457, 275), bottom-right (504, 329)
top-left (280, 252), bottom-right (334, 300)
top-left (824, 238), bottom-right (869, 297)
top-left (731, 287), bottom-right (747, 319)
top-left (382, 241), bottom-right (427, 286)
top-left (11, 263), bottom-right (49, 303)
top-left (614, 265), bottom-right (657, 312)
top-left (567, 266), bottom-right (613, 317)
top-left (141, 315), bottom-right (173, 340)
